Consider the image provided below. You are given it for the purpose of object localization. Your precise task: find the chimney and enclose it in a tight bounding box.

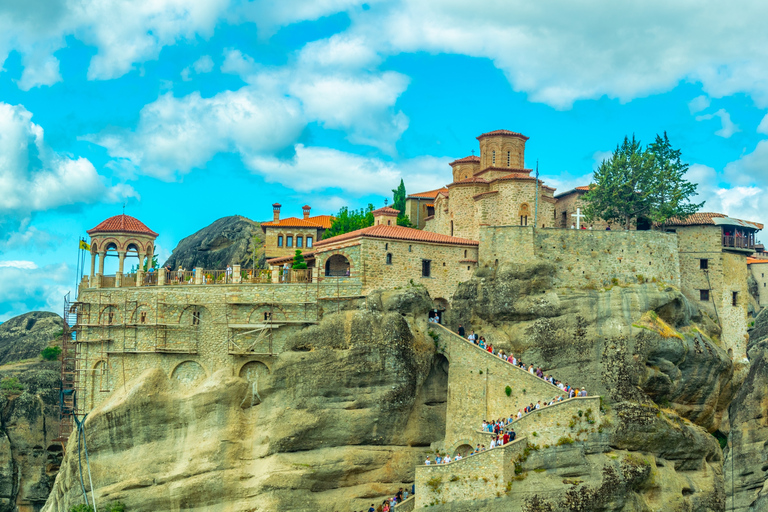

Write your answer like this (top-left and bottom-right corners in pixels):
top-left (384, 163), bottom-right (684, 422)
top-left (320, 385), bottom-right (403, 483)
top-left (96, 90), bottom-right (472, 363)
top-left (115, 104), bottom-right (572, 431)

top-left (272, 203), bottom-right (281, 223)
top-left (372, 206), bottom-right (399, 226)
top-left (302, 205), bottom-right (311, 220)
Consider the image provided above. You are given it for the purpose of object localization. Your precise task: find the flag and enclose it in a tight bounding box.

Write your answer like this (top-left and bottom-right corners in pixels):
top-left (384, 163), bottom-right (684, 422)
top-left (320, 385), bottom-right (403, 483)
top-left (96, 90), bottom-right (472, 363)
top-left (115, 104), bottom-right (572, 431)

top-left (79, 240), bottom-right (90, 251)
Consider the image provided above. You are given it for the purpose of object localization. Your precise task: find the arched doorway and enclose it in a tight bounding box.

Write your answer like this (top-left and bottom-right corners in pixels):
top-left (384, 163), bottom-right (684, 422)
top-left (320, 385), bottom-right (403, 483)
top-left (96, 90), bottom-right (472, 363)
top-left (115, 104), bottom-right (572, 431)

top-left (239, 361), bottom-right (271, 406)
top-left (431, 298), bottom-right (450, 324)
top-left (325, 254), bottom-right (350, 277)
top-left (454, 444), bottom-right (473, 457)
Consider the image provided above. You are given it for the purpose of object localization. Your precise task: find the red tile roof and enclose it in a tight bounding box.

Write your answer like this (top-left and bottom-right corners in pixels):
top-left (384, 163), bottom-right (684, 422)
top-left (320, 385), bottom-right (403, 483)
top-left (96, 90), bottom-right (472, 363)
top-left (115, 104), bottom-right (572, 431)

top-left (448, 176), bottom-right (489, 187)
top-left (747, 257), bottom-right (768, 265)
top-left (262, 215), bottom-right (334, 229)
top-left (666, 212), bottom-right (764, 230)
top-left (476, 130), bottom-right (529, 141)
top-left (576, 186), bottom-right (590, 191)
top-left (372, 206), bottom-right (400, 217)
top-left (315, 224), bottom-right (479, 248)
top-left (492, 173), bottom-right (536, 182)
top-left (267, 252), bottom-right (316, 265)
top-left (87, 215), bottom-right (158, 237)
top-left (449, 155), bottom-right (481, 166)
top-left (407, 187), bottom-right (449, 199)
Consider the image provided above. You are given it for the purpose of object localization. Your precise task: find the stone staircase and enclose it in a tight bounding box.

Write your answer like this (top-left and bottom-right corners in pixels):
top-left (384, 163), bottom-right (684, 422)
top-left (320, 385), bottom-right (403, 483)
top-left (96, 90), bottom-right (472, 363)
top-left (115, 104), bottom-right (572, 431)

top-left (408, 324), bottom-right (601, 509)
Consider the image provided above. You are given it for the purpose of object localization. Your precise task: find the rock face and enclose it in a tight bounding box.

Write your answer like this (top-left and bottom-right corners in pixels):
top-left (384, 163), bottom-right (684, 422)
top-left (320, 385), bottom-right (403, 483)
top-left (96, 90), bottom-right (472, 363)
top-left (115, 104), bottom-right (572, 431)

top-left (162, 215), bottom-right (264, 270)
top-left (42, 267), bottom-right (735, 511)
top-left (725, 306), bottom-right (768, 511)
top-left (0, 312), bottom-right (62, 365)
top-left (0, 312), bottom-right (63, 512)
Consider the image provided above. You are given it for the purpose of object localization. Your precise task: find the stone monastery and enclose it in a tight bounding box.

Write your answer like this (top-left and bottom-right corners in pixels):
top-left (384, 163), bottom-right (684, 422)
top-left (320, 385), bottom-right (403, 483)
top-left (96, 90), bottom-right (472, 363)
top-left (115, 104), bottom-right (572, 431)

top-left (61, 129), bottom-right (763, 508)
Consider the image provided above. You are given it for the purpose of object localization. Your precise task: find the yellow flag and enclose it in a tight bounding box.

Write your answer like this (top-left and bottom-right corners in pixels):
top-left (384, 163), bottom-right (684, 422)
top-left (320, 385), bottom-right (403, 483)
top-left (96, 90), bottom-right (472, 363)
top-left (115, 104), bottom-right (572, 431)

top-left (79, 240), bottom-right (90, 251)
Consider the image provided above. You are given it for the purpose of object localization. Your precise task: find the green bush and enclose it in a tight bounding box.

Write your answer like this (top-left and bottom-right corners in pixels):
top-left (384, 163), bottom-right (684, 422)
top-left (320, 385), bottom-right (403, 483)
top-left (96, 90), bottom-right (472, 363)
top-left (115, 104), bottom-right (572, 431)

top-left (505, 385), bottom-right (512, 397)
top-left (41, 345), bottom-right (63, 361)
top-left (69, 502), bottom-right (125, 512)
top-left (556, 436), bottom-right (575, 446)
top-left (0, 377), bottom-right (24, 394)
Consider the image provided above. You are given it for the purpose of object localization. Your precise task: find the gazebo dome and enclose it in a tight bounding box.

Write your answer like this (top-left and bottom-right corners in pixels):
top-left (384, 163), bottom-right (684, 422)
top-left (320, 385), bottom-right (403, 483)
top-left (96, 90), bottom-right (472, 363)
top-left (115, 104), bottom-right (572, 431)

top-left (87, 214), bottom-right (158, 237)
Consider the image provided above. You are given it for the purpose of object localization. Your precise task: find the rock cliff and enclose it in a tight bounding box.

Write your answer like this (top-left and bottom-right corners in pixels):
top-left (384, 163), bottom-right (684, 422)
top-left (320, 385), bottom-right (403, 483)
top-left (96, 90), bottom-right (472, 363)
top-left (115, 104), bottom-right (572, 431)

top-left (42, 265), bottom-right (736, 511)
top-left (0, 312), bottom-right (63, 512)
top-left (163, 215), bottom-right (264, 271)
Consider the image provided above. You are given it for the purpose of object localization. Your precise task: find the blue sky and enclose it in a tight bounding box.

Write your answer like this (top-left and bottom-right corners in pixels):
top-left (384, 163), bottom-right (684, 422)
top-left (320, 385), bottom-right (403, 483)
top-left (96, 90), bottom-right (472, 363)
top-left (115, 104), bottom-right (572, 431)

top-left (1, 0), bottom-right (768, 320)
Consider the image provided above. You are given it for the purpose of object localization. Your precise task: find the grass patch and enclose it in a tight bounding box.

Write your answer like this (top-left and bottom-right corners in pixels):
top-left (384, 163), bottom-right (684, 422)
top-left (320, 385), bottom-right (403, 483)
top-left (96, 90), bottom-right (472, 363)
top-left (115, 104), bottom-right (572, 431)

top-left (632, 311), bottom-right (683, 340)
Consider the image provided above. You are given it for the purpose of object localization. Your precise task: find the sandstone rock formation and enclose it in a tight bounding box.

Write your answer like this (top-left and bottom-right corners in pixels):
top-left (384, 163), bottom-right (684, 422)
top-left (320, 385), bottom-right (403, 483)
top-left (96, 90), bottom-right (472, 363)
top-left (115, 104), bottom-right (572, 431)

top-left (42, 267), bottom-right (736, 511)
top-left (0, 312), bottom-right (63, 512)
top-left (163, 215), bottom-right (264, 271)
top-left (725, 306), bottom-right (768, 511)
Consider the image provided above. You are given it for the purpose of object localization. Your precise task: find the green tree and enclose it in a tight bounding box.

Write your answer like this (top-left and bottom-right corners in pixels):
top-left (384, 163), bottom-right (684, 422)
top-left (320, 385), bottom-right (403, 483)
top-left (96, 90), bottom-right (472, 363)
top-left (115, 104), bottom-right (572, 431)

top-left (292, 250), bottom-right (308, 270)
top-left (391, 179), bottom-right (412, 227)
top-left (583, 135), bottom-right (654, 230)
top-left (323, 204), bottom-right (375, 239)
top-left (41, 345), bottom-right (62, 361)
top-left (646, 132), bottom-right (704, 228)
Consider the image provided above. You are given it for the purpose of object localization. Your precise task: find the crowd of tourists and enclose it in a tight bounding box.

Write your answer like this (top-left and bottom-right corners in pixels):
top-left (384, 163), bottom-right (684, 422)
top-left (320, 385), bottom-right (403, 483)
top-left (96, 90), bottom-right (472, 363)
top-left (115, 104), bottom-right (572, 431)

top-left (356, 486), bottom-right (413, 512)
top-left (455, 324), bottom-right (589, 401)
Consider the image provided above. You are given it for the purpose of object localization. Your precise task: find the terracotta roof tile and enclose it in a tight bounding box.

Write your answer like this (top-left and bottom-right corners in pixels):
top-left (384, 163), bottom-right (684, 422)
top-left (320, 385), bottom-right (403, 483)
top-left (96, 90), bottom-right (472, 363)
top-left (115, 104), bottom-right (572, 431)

top-left (666, 212), bottom-right (764, 230)
top-left (492, 173), bottom-right (536, 182)
top-left (262, 215), bottom-right (334, 229)
top-left (476, 130), bottom-right (530, 141)
top-left (87, 215), bottom-right (158, 237)
top-left (267, 252), bottom-right (316, 265)
top-left (315, 224), bottom-right (478, 248)
top-left (449, 155), bottom-right (481, 166)
top-left (372, 206), bottom-right (400, 217)
top-left (747, 257), bottom-right (768, 264)
top-left (407, 187), bottom-right (449, 199)
top-left (576, 186), bottom-right (590, 191)
top-left (448, 176), bottom-right (489, 187)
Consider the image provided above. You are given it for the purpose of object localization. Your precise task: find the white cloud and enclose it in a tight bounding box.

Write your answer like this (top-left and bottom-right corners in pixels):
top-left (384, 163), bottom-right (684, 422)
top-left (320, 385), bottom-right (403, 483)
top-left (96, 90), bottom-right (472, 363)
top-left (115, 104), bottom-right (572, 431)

top-left (591, 150), bottom-right (613, 169)
top-left (757, 113), bottom-right (768, 135)
top-left (688, 95), bottom-right (710, 114)
top-left (181, 55), bottom-right (214, 81)
top-left (695, 108), bottom-right (740, 138)
top-left (221, 49), bottom-right (257, 77)
top-left (0, 102), bottom-right (137, 224)
top-left (0, 263), bottom-right (71, 322)
top-left (0, 261), bottom-right (38, 270)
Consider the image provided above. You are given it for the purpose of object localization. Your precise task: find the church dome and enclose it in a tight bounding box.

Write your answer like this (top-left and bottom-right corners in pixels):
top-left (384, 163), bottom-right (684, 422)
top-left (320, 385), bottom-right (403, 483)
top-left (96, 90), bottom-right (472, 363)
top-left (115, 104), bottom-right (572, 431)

top-left (87, 214), bottom-right (158, 237)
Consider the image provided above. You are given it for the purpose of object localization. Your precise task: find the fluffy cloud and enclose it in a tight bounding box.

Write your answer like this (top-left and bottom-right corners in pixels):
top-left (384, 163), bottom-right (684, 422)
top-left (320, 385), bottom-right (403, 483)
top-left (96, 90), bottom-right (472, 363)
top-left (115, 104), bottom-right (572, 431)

top-left (0, 102), bottom-right (136, 225)
top-left (757, 113), bottom-right (768, 135)
top-left (688, 95), bottom-right (711, 114)
top-left (696, 108), bottom-right (740, 138)
top-left (0, 263), bottom-right (71, 322)
top-left (181, 55), bottom-right (214, 81)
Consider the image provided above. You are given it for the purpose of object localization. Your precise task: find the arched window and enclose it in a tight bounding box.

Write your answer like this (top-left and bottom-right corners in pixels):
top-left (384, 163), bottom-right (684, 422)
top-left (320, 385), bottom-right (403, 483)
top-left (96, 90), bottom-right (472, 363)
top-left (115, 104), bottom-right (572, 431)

top-left (325, 254), bottom-right (350, 277)
top-left (492, 150), bottom-right (496, 165)
top-left (386, 253), bottom-right (393, 265)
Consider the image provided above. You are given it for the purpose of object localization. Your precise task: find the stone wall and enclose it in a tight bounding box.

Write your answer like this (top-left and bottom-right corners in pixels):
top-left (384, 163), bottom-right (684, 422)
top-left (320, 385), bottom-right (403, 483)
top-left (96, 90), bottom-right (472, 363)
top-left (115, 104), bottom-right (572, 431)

top-left (264, 226), bottom-right (319, 259)
top-left (478, 226), bottom-right (535, 267)
top-left (749, 262), bottom-right (768, 307)
top-left (360, 239), bottom-right (478, 301)
top-left (76, 281), bottom-right (363, 413)
top-left (721, 251), bottom-right (750, 362)
top-left (414, 437), bottom-right (526, 508)
top-left (435, 325), bottom-right (563, 452)
top-left (553, 192), bottom-right (612, 230)
top-left (405, 198), bottom-right (433, 230)
top-left (476, 397), bottom-right (601, 447)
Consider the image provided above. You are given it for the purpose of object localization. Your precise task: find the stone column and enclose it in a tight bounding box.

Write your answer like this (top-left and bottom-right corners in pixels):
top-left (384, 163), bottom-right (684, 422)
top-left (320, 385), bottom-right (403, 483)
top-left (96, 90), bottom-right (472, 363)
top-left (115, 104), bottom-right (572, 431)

top-left (117, 251), bottom-right (126, 273)
top-left (158, 268), bottom-right (166, 286)
top-left (90, 252), bottom-right (96, 277)
top-left (195, 267), bottom-right (204, 285)
top-left (271, 267), bottom-right (279, 284)
top-left (98, 251), bottom-right (106, 275)
top-left (233, 265), bottom-right (241, 284)
top-left (136, 269), bottom-right (144, 287)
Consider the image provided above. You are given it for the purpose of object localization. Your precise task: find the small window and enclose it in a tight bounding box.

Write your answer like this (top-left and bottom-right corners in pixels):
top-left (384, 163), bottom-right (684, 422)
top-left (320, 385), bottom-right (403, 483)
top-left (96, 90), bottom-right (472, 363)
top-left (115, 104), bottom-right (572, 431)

top-left (732, 292), bottom-right (738, 307)
top-left (277, 235), bottom-right (283, 247)
top-left (287, 236), bottom-right (293, 248)
top-left (296, 236), bottom-right (303, 248)
top-left (108, 311), bottom-right (115, 324)
top-left (409, 245), bottom-right (412, 252)
top-left (140, 311), bottom-right (147, 324)
top-left (700, 289), bottom-right (709, 301)
top-left (422, 259), bottom-right (431, 277)
top-left (521, 216), bottom-right (528, 226)
top-left (386, 253), bottom-right (392, 265)
top-left (464, 249), bottom-right (467, 258)
top-left (492, 150), bottom-right (496, 165)
top-left (264, 312), bottom-right (272, 321)
top-left (192, 310), bottom-right (201, 325)
top-left (467, 266), bottom-right (470, 270)
top-left (385, 243), bottom-right (388, 250)
top-left (307, 237), bottom-right (313, 248)
top-left (387, 220), bottom-right (391, 225)
top-left (700, 259), bottom-right (708, 270)
top-left (507, 151), bottom-right (511, 167)
top-left (762, 272), bottom-right (764, 278)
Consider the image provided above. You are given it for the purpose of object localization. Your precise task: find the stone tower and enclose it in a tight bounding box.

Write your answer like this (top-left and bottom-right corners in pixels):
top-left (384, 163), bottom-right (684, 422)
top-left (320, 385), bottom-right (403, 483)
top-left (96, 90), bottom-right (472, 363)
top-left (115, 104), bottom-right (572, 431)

top-left (477, 130), bottom-right (528, 171)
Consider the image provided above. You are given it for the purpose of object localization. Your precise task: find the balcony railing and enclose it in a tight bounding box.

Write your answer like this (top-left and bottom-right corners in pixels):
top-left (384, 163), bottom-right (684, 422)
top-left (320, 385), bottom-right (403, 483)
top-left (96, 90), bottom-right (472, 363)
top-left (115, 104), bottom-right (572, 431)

top-left (722, 235), bottom-right (755, 250)
top-left (143, 272), bottom-right (158, 286)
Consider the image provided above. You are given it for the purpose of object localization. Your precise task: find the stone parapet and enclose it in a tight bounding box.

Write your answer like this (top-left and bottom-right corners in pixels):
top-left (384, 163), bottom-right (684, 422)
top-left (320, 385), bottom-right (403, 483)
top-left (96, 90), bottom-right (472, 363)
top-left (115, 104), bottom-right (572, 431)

top-left (415, 437), bottom-right (526, 508)
top-left (393, 495), bottom-right (415, 511)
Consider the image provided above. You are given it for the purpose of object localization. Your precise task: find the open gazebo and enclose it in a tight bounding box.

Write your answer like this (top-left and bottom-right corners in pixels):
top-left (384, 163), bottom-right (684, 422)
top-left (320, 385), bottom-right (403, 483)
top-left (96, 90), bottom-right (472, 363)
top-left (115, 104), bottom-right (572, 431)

top-left (87, 214), bottom-right (158, 288)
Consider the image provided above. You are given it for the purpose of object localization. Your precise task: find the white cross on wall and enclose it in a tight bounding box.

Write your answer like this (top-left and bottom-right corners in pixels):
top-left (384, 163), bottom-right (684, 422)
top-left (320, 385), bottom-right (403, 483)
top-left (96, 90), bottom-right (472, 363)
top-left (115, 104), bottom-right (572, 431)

top-left (572, 208), bottom-right (585, 229)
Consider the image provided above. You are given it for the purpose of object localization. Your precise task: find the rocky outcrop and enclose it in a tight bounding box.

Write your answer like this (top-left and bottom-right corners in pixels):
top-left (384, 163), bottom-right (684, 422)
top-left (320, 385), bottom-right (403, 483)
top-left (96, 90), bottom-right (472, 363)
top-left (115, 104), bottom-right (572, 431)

top-left (0, 312), bottom-right (63, 512)
top-left (0, 312), bottom-right (62, 365)
top-left (162, 215), bottom-right (264, 270)
top-left (725, 306), bottom-right (768, 511)
top-left (42, 267), bottom-right (735, 511)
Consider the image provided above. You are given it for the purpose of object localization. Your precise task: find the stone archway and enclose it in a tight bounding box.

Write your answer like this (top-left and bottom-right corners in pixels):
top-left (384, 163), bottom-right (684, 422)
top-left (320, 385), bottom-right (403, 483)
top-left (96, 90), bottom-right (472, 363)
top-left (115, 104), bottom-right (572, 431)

top-left (170, 361), bottom-right (206, 388)
top-left (239, 360), bottom-right (271, 407)
top-left (432, 298), bottom-right (450, 325)
top-left (454, 444), bottom-right (473, 457)
top-left (325, 254), bottom-right (350, 277)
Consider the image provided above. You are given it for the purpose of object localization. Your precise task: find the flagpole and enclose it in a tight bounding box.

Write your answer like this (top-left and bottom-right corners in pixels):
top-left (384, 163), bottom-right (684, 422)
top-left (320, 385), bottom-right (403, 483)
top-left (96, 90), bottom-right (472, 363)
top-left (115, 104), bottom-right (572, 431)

top-left (534, 160), bottom-right (539, 231)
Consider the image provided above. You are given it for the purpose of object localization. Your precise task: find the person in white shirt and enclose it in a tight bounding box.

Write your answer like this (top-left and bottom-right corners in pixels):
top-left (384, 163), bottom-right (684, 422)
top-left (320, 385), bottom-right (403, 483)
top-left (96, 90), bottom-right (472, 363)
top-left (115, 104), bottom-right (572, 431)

top-left (424, 457), bottom-right (431, 465)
